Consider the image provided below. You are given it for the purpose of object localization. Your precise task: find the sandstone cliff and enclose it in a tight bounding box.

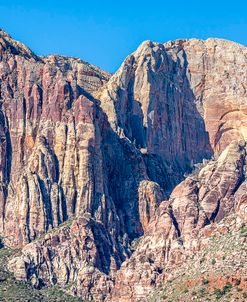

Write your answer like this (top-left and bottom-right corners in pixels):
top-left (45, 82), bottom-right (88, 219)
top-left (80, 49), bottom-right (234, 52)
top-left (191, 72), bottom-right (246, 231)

top-left (108, 141), bottom-right (247, 301)
top-left (0, 29), bottom-right (246, 301)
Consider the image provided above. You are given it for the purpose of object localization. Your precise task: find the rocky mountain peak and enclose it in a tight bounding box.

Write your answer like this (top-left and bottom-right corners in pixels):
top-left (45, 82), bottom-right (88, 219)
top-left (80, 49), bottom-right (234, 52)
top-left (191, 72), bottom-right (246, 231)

top-left (0, 28), bottom-right (11, 38)
top-left (0, 29), bottom-right (38, 60)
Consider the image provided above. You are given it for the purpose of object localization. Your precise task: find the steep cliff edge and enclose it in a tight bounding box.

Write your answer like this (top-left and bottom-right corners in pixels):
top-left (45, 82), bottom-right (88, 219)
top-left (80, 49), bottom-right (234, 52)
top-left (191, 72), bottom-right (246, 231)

top-left (0, 30), bottom-right (246, 301)
top-left (96, 38), bottom-right (247, 160)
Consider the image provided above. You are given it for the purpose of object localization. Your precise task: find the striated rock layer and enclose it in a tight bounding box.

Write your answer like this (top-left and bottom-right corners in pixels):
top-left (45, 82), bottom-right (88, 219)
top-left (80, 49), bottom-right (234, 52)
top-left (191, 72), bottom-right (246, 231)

top-left (0, 29), bottom-right (246, 301)
top-left (108, 141), bottom-right (247, 301)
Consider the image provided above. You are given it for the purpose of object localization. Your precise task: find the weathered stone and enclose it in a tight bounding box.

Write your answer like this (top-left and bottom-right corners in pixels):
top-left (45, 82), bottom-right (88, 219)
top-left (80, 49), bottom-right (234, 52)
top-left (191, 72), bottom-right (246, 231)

top-left (0, 29), bottom-right (246, 302)
top-left (108, 142), bottom-right (247, 301)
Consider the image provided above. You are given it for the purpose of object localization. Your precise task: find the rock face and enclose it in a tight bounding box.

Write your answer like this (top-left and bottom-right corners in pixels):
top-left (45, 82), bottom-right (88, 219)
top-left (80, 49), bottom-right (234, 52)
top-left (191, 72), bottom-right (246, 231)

top-left (168, 39), bottom-right (247, 154)
top-left (0, 29), bottom-right (111, 246)
top-left (96, 38), bottom-right (247, 165)
top-left (95, 40), bottom-right (213, 173)
top-left (108, 141), bottom-right (247, 301)
top-left (0, 29), bottom-right (246, 301)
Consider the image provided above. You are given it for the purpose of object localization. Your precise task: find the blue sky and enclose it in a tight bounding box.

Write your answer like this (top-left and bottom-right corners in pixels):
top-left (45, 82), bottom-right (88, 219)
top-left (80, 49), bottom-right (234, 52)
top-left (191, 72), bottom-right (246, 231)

top-left (0, 0), bottom-right (246, 72)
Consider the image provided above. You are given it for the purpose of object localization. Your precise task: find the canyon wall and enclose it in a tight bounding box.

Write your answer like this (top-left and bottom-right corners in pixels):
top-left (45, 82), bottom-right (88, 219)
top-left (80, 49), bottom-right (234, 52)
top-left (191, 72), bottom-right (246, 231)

top-left (0, 29), bottom-right (246, 301)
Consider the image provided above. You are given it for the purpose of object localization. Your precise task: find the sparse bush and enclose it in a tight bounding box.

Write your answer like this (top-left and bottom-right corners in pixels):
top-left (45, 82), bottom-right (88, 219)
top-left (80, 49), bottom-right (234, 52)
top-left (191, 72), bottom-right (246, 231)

top-left (214, 282), bottom-right (232, 299)
top-left (162, 294), bottom-right (167, 299)
top-left (130, 237), bottom-right (141, 252)
top-left (199, 287), bottom-right (206, 296)
top-left (198, 204), bottom-right (204, 211)
top-left (139, 255), bottom-right (146, 263)
top-left (240, 225), bottom-right (247, 237)
top-left (177, 237), bottom-right (183, 245)
top-left (147, 253), bottom-right (155, 264)
top-left (202, 278), bottom-right (209, 285)
top-left (214, 288), bottom-right (224, 300)
top-left (211, 258), bottom-right (216, 265)
top-left (223, 282), bottom-right (232, 293)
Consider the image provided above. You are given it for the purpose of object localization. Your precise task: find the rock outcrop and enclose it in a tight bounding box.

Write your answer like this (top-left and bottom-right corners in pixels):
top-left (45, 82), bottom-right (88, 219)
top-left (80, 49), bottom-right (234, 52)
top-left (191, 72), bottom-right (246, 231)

top-left (95, 40), bottom-right (213, 173)
top-left (0, 29), bottom-right (246, 301)
top-left (167, 38), bottom-right (247, 154)
top-left (96, 38), bottom-right (247, 165)
top-left (108, 141), bottom-right (247, 302)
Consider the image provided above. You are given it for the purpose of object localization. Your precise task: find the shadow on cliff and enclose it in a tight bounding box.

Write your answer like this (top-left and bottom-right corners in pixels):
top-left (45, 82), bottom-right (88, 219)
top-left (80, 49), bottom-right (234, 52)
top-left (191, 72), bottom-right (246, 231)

top-left (86, 46), bottom-right (213, 273)
top-left (0, 111), bottom-right (12, 229)
top-left (5, 67), bottom-right (213, 280)
top-left (99, 45), bottom-right (213, 197)
top-left (1, 45), bottom-right (213, 280)
top-left (123, 46), bottom-right (213, 177)
top-left (85, 47), bottom-right (215, 275)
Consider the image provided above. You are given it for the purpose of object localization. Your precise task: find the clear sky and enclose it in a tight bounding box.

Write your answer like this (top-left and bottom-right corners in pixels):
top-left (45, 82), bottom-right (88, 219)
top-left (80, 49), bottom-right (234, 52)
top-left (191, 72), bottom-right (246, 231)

top-left (0, 0), bottom-right (246, 72)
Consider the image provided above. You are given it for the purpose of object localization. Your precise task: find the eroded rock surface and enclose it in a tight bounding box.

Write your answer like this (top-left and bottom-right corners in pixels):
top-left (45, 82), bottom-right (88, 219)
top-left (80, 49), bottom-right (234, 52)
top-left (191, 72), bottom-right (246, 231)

top-left (108, 141), bottom-right (247, 301)
top-left (0, 29), bottom-right (246, 301)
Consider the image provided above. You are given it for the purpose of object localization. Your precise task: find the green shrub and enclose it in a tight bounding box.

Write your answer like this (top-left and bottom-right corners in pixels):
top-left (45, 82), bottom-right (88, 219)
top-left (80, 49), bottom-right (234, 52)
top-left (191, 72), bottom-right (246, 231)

top-left (214, 288), bottom-right (224, 300)
top-left (202, 278), bottom-right (209, 285)
top-left (240, 225), bottom-right (247, 237)
top-left (222, 282), bottom-right (232, 294)
top-left (214, 282), bottom-right (232, 299)
top-left (199, 287), bottom-right (206, 296)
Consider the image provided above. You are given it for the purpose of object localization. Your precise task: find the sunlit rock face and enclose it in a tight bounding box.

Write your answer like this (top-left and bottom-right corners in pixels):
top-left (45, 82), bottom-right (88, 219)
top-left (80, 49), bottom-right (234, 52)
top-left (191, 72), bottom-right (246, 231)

top-left (0, 29), bottom-right (113, 247)
top-left (0, 29), bottom-right (247, 301)
top-left (97, 38), bottom-right (247, 162)
top-left (165, 38), bottom-right (247, 154)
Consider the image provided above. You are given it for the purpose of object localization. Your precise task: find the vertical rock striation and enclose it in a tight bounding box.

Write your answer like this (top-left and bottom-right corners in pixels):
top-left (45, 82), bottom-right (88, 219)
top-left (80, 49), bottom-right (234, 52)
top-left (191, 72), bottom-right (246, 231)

top-left (0, 29), bottom-right (246, 301)
top-left (108, 141), bottom-right (247, 301)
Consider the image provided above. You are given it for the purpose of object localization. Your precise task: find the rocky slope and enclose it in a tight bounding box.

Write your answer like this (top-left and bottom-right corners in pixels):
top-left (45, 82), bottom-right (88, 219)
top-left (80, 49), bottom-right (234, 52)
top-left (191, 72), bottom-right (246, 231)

top-left (146, 217), bottom-right (247, 302)
top-left (0, 248), bottom-right (82, 302)
top-left (108, 141), bottom-right (247, 301)
top-left (0, 29), bottom-right (246, 301)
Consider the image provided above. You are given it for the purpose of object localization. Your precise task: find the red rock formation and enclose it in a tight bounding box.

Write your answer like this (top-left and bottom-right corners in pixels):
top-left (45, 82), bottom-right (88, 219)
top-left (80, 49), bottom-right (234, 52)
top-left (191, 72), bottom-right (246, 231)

top-left (0, 29), bottom-right (111, 247)
top-left (166, 39), bottom-right (247, 154)
top-left (95, 40), bottom-right (213, 173)
top-left (108, 141), bottom-right (247, 301)
top-left (0, 29), bottom-right (246, 301)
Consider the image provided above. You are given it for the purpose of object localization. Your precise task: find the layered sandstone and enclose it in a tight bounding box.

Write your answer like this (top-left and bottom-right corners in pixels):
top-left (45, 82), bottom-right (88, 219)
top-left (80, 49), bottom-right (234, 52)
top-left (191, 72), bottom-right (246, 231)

top-left (0, 29), bottom-right (246, 302)
top-left (96, 38), bottom-right (247, 164)
top-left (108, 141), bottom-right (247, 301)
top-left (0, 28), bottom-right (111, 247)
